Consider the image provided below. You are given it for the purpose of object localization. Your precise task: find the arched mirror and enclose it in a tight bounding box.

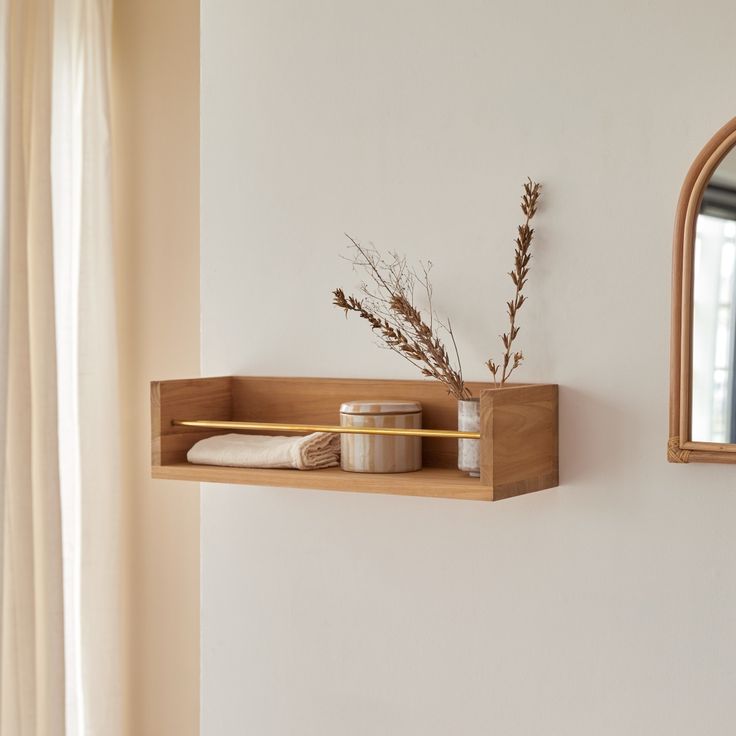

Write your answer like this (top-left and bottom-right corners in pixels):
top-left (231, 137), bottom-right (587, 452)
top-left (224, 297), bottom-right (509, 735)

top-left (670, 116), bottom-right (736, 462)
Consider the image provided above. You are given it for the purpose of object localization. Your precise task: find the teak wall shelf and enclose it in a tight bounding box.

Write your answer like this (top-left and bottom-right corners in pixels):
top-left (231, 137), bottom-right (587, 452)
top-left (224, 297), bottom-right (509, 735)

top-left (151, 376), bottom-right (559, 502)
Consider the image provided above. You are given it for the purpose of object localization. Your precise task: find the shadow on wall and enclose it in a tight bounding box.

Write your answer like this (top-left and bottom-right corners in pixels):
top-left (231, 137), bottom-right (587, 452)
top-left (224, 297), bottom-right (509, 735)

top-left (558, 385), bottom-right (634, 495)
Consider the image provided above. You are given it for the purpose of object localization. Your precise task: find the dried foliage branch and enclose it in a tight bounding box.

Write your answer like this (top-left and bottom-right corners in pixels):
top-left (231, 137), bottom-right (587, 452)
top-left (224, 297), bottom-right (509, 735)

top-left (486, 178), bottom-right (542, 387)
top-left (332, 236), bottom-right (471, 399)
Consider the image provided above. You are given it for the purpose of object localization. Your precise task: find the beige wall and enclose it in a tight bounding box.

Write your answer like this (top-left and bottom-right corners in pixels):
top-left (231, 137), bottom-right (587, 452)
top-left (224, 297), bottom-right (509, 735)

top-left (201, 1), bottom-right (736, 734)
top-left (112, 1), bottom-right (200, 734)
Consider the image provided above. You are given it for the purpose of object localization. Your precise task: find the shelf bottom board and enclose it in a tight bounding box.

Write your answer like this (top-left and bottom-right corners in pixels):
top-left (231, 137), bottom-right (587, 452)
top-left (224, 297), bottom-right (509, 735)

top-left (153, 463), bottom-right (491, 501)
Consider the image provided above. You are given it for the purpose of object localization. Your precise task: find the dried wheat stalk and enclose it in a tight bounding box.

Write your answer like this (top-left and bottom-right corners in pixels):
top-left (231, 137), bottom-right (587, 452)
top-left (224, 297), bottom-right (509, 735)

top-left (332, 237), bottom-right (470, 399)
top-left (486, 178), bottom-right (542, 386)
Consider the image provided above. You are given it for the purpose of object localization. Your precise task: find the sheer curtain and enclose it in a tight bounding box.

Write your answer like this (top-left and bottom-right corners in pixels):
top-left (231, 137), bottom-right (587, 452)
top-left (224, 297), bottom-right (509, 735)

top-left (0, 1), bottom-right (122, 734)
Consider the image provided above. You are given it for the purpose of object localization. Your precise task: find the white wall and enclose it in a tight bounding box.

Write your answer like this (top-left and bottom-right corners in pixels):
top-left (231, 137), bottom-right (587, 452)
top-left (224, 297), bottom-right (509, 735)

top-left (201, 1), bottom-right (736, 733)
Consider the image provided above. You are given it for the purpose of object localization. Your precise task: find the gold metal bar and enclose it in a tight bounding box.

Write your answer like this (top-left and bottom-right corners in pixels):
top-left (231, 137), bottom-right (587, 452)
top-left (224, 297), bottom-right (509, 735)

top-left (173, 419), bottom-right (480, 440)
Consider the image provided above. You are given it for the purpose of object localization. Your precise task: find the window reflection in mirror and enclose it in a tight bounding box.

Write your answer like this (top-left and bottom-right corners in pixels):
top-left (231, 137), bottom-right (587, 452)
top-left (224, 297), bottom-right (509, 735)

top-left (692, 148), bottom-right (736, 442)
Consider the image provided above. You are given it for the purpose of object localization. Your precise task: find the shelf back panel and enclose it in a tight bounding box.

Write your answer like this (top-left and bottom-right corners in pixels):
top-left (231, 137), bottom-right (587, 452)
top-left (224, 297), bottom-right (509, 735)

top-left (230, 376), bottom-right (496, 469)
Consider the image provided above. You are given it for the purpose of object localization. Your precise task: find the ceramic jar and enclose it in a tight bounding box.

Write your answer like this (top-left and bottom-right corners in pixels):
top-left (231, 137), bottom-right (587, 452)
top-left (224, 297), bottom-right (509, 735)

top-left (339, 400), bottom-right (422, 473)
top-left (458, 398), bottom-right (480, 476)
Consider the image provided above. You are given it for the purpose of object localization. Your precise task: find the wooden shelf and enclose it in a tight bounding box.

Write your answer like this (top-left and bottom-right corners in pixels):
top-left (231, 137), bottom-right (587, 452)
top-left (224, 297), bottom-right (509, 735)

top-left (151, 376), bottom-right (559, 502)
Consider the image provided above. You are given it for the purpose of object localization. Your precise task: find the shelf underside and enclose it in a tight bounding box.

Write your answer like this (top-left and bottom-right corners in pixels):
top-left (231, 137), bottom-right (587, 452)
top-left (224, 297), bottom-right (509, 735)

top-left (154, 462), bottom-right (492, 501)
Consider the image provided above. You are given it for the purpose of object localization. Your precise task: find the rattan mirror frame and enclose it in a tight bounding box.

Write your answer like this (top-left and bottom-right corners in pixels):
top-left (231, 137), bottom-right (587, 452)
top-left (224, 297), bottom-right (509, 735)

top-left (670, 115), bottom-right (736, 463)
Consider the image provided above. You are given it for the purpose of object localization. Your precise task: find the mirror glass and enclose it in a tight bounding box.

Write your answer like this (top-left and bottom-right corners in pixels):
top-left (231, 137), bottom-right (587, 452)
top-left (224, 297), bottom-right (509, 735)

top-left (692, 147), bottom-right (736, 442)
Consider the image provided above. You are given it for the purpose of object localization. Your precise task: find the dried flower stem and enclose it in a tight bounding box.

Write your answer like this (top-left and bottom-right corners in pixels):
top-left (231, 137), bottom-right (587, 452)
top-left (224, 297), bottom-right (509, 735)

top-left (333, 237), bottom-right (470, 400)
top-left (486, 179), bottom-right (542, 387)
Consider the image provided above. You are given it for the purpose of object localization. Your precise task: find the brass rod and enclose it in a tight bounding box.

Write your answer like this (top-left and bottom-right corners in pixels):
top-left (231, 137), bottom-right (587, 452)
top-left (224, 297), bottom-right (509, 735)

top-left (172, 419), bottom-right (481, 440)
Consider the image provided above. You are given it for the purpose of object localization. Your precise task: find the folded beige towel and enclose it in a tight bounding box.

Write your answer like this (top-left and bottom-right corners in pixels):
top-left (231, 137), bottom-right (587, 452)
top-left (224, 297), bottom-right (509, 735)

top-left (187, 432), bottom-right (340, 470)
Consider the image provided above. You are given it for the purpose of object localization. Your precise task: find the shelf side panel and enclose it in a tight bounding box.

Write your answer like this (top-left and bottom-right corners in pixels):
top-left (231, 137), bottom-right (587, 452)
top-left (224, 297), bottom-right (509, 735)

top-left (151, 377), bottom-right (233, 467)
top-left (480, 384), bottom-right (559, 500)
